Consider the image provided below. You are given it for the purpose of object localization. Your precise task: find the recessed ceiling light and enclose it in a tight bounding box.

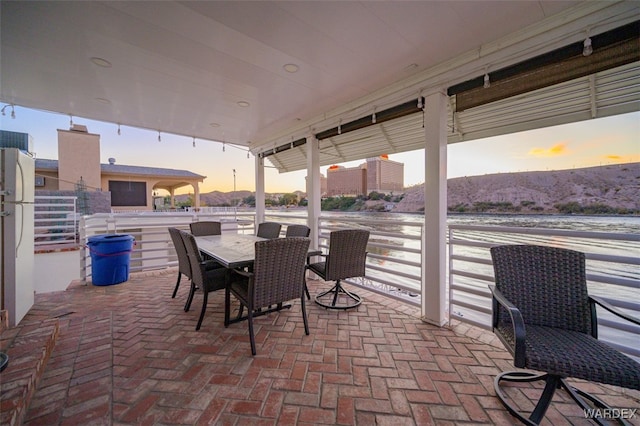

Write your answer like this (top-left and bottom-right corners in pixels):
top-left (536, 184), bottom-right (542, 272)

top-left (94, 97), bottom-right (111, 105)
top-left (237, 101), bottom-right (250, 107)
top-left (90, 57), bottom-right (112, 68)
top-left (209, 122), bottom-right (220, 127)
top-left (283, 63), bottom-right (299, 73)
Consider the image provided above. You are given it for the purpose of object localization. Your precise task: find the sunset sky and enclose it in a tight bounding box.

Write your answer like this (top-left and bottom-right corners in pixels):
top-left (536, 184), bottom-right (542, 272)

top-left (1, 106), bottom-right (638, 194)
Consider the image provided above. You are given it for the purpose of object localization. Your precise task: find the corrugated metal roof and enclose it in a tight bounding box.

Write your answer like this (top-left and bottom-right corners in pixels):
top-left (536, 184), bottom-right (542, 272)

top-left (35, 158), bottom-right (205, 179)
top-left (266, 61), bottom-right (640, 173)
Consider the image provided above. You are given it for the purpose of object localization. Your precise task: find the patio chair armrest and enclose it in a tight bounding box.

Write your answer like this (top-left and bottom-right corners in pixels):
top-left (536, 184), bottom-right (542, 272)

top-left (590, 296), bottom-right (640, 326)
top-left (489, 285), bottom-right (526, 367)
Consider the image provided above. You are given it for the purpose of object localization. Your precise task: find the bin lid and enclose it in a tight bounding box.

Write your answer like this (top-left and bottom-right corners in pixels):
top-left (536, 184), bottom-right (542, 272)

top-left (88, 234), bottom-right (135, 244)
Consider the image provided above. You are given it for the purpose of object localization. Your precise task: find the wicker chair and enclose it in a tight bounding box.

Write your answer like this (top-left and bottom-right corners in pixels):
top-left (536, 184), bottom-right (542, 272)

top-left (490, 244), bottom-right (640, 425)
top-left (180, 230), bottom-right (227, 331)
top-left (285, 225), bottom-right (312, 298)
top-left (256, 222), bottom-right (282, 239)
top-left (224, 237), bottom-right (311, 355)
top-left (285, 224), bottom-right (310, 237)
top-left (308, 229), bottom-right (369, 310)
top-left (189, 221), bottom-right (222, 236)
top-left (168, 227), bottom-right (192, 300)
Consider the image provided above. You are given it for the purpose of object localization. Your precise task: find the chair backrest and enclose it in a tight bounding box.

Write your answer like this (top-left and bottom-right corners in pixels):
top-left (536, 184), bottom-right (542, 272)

top-left (168, 227), bottom-right (191, 278)
top-left (285, 224), bottom-right (310, 238)
top-left (251, 237), bottom-right (310, 308)
top-left (180, 230), bottom-right (206, 286)
top-left (256, 222), bottom-right (282, 239)
top-left (325, 229), bottom-right (369, 281)
top-left (190, 221), bottom-right (222, 236)
top-left (490, 244), bottom-right (591, 333)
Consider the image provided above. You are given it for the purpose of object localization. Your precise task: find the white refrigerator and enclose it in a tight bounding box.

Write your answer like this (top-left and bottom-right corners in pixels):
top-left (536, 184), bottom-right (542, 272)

top-left (1, 148), bottom-right (35, 327)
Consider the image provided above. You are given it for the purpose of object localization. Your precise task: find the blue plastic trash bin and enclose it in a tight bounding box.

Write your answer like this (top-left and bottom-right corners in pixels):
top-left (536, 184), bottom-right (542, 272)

top-left (88, 234), bottom-right (135, 286)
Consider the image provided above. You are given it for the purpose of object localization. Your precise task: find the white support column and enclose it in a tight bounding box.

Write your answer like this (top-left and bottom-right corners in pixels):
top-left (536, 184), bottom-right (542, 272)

top-left (169, 188), bottom-right (175, 208)
top-left (193, 183), bottom-right (201, 209)
top-left (306, 134), bottom-right (321, 250)
top-left (421, 92), bottom-right (448, 327)
top-left (255, 154), bottom-right (266, 225)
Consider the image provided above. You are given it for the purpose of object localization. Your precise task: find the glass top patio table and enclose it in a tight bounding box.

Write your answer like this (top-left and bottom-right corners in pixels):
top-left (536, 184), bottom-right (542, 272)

top-left (195, 234), bottom-right (322, 270)
top-left (195, 234), bottom-right (266, 269)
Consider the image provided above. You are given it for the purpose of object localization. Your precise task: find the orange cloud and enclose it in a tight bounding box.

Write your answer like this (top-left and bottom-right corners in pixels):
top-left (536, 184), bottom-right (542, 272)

top-left (606, 155), bottom-right (622, 160)
top-left (527, 143), bottom-right (569, 157)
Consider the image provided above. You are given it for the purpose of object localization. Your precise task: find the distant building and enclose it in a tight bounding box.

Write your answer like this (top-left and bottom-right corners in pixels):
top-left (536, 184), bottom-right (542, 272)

top-left (326, 164), bottom-right (367, 197)
top-left (29, 126), bottom-right (205, 211)
top-left (326, 155), bottom-right (404, 197)
top-left (304, 173), bottom-right (328, 197)
top-left (366, 155), bottom-right (404, 194)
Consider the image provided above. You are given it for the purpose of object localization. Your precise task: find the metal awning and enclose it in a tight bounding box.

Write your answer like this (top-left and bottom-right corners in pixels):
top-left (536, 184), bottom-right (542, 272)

top-left (265, 60), bottom-right (640, 173)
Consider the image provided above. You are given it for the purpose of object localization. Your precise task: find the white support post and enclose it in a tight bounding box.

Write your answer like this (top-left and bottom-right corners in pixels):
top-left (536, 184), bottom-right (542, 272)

top-left (193, 183), bottom-right (200, 209)
top-left (306, 134), bottom-right (321, 250)
top-left (421, 92), bottom-right (448, 327)
top-left (255, 154), bottom-right (266, 226)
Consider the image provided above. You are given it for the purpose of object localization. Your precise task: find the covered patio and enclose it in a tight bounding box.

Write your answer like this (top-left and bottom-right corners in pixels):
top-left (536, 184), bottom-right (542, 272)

top-left (2, 270), bottom-right (638, 425)
top-left (2, 2), bottom-right (639, 424)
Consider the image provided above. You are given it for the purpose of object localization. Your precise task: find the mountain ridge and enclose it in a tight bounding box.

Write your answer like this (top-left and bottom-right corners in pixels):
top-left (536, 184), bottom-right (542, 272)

top-left (180, 163), bottom-right (639, 214)
top-left (396, 162), bottom-right (639, 213)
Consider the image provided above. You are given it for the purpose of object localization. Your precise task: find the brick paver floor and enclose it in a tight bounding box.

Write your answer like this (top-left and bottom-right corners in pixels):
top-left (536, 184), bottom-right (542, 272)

top-left (7, 269), bottom-right (640, 425)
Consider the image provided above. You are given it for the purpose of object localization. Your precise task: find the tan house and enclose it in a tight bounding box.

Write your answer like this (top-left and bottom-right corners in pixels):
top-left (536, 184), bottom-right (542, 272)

top-left (35, 125), bottom-right (205, 211)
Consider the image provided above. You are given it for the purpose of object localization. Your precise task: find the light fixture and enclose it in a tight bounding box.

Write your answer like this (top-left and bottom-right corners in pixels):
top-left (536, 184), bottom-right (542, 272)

top-left (69, 115), bottom-right (74, 128)
top-left (158, 131), bottom-right (161, 142)
top-left (90, 57), bottom-right (112, 68)
top-left (483, 72), bottom-right (490, 88)
top-left (283, 63), bottom-right (299, 73)
top-left (209, 122), bottom-right (220, 127)
top-left (372, 107), bottom-right (377, 124)
top-left (417, 96), bottom-right (423, 109)
top-left (237, 101), bottom-right (250, 107)
top-left (117, 124), bottom-right (121, 135)
top-left (583, 37), bottom-right (593, 57)
top-left (192, 137), bottom-right (196, 148)
top-left (338, 119), bottom-right (342, 135)
top-left (1, 104), bottom-right (15, 119)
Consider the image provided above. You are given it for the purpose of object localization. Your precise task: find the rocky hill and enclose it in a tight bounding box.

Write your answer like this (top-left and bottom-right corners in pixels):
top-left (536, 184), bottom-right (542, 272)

top-left (180, 163), bottom-right (639, 214)
top-left (395, 163), bottom-right (640, 214)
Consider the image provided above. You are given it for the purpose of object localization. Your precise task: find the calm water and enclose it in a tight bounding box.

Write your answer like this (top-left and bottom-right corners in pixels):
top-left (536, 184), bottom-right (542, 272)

top-left (271, 210), bottom-right (639, 302)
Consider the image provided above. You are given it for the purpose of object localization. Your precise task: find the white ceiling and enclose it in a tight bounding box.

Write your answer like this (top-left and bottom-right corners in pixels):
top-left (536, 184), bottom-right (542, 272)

top-left (2, 1), bottom-right (586, 151)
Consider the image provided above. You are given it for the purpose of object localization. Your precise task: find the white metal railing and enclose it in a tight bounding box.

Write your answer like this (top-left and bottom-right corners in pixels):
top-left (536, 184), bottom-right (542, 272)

top-left (448, 224), bottom-right (640, 359)
top-left (316, 214), bottom-right (423, 306)
top-left (34, 195), bottom-right (78, 246)
top-left (74, 211), bottom-right (639, 359)
top-left (79, 211), bottom-right (256, 283)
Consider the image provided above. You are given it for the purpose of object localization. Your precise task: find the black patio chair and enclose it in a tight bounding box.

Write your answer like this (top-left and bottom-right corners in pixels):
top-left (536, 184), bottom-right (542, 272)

top-left (489, 244), bottom-right (640, 425)
top-left (256, 222), bottom-right (281, 239)
top-left (189, 221), bottom-right (222, 236)
top-left (168, 227), bottom-right (191, 300)
top-left (224, 237), bottom-right (311, 355)
top-left (285, 224), bottom-right (312, 298)
top-left (285, 224), bottom-right (310, 238)
top-left (180, 230), bottom-right (228, 331)
top-left (308, 229), bottom-right (369, 310)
